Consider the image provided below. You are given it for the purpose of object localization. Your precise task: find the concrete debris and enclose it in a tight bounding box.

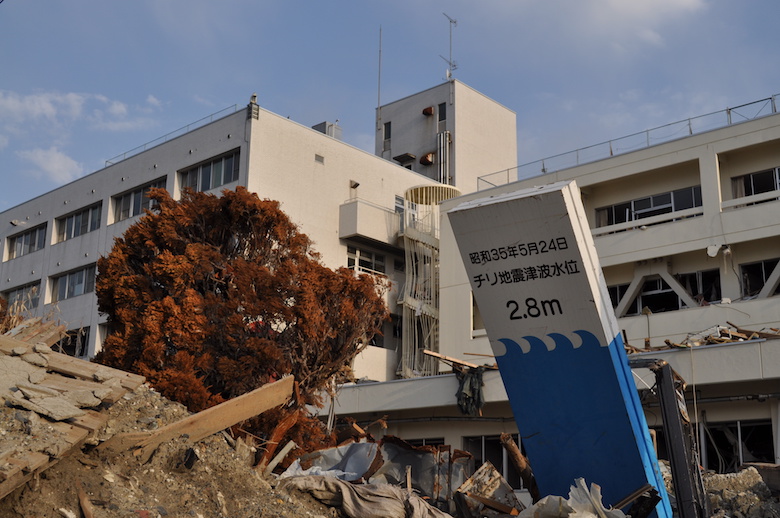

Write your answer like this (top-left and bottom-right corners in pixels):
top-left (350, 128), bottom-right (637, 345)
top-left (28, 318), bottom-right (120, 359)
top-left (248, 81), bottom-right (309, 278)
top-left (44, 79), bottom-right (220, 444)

top-left (515, 478), bottom-right (627, 518)
top-left (279, 475), bottom-right (452, 518)
top-left (455, 461), bottom-right (524, 517)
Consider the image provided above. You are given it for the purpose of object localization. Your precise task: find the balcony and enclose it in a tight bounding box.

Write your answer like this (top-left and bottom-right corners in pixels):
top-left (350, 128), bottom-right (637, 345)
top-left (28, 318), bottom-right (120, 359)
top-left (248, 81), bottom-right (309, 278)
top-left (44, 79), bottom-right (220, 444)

top-left (339, 198), bottom-right (400, 247)
top-left (591, 208), bottom-right (706, 266)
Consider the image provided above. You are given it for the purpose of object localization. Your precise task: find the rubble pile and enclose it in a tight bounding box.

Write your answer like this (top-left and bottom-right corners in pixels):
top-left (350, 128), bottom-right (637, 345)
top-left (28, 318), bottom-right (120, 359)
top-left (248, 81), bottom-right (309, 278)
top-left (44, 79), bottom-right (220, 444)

top-left (0, 383), bottom-right (333, 518)
top-left (703, 467), bottom-right (780, 518)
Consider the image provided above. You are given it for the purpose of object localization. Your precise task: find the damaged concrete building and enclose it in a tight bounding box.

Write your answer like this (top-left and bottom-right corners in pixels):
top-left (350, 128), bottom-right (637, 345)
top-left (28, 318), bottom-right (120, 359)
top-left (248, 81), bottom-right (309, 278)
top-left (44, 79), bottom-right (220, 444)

top-left (1, 78), bottom-right (778, 496)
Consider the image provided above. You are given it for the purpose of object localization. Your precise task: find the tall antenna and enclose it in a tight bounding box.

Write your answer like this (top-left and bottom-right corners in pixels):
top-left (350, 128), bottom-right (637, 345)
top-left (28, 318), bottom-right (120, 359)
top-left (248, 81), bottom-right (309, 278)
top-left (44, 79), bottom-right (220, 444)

top-left (377, 26), bottom-right (383, 130)
top-left (441, 12), bottom-right (458, 80)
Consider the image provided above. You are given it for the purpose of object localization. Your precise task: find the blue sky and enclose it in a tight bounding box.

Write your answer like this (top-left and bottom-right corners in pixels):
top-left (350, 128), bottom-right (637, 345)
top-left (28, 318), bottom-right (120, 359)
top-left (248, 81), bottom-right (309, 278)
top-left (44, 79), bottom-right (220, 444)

top-left (1, 0), bottom-right (779, 211)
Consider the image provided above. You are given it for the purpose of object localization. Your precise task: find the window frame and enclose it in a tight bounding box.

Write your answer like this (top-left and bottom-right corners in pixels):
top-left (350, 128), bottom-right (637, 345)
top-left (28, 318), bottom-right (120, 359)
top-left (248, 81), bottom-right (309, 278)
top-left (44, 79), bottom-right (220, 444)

top-left (595, 185), bottom-right (702, 228)
top-left (4, 281), bottom-right (41, 311)
top-left (7, 224), bottom-right (47, 260)
top-left (113, 178), bottom-right (166, 223)
top-left (179, 149), bottom-right (240, 193)
top-left (347, 246), bottom-right (386, 274)
top-left (57, 203), bottom-right (102, 242)
top-left (52, 264), bottom-right (97, 303)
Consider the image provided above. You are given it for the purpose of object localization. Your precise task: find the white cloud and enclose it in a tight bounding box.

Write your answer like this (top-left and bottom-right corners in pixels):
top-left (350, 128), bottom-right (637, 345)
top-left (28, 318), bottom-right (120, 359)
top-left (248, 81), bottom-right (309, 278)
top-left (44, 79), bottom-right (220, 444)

top-left (0, 135), bottom-right (8, 150)
top-left (107, 100), bottom-right (128, 117)
top-left (146, 94), bottom-right (162, 108)
top-left (17, 147), bottom-right (84, 184)
top-left (0, 91), bottom-right (58, 121)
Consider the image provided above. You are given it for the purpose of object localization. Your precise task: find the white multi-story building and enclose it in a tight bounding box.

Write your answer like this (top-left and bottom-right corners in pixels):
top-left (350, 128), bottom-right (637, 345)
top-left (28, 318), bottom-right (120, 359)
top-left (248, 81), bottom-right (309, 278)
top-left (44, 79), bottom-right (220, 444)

top-left (0, 80), bottom-right (517, 378)
top-left (3, 77), bottom-right (778, 483)
top-left (335, 94), bottom-right (780, 480)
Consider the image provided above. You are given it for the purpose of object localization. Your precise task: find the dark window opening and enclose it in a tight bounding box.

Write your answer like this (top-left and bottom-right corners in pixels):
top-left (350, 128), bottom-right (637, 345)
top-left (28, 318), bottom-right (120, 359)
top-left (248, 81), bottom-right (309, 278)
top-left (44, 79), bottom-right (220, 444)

top-left (55, 327), bottom-right (90, 358)
top-left (740, 258), bottom-right (780, 298)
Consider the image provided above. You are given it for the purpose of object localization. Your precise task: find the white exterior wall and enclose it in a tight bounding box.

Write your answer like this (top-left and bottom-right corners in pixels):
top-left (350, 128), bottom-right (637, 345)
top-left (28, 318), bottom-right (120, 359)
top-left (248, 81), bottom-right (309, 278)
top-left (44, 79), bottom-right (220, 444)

top-left (433, 113), bottom-right (780, 461)
top-left (0, 112), bottom-right (249, 356)
top-left (0, 101), bottom-right (440, 376)
top-left (375, 80), bottom-right (517, 194)
top-left (449, 81), bottom-right (518, 194)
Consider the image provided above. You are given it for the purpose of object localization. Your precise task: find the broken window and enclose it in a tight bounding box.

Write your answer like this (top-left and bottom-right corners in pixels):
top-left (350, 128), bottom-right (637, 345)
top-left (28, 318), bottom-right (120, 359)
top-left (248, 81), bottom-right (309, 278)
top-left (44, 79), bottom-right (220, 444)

top-left (3, 282), bottom-right (41, 311)
top-left (607, 283), bottom-right (639, 315)
top-left (636, 277), bottom-right (680, 313)
top-left (462, 434), bottom-right (522, 490)
top-left (701, 420), bottom-right (775, 473)
top-left (740, 258), bottom-right (780, 298)
top-left (675, 269), bottom-right (721, 306)
top-left (55, 327), bottom-right (90, 357)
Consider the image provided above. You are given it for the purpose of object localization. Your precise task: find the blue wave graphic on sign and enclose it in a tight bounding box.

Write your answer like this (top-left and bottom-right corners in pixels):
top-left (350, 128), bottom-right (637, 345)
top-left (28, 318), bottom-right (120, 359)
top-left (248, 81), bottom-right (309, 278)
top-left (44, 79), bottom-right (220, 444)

top-left (497, 329), bottom-right (605, 355)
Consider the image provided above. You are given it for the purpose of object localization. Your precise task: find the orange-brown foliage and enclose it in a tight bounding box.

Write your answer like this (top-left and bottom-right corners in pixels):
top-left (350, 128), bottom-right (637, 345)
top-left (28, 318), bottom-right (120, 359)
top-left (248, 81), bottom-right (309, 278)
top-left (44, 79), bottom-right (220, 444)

top-left (95, 187), bottom-right (388, 450)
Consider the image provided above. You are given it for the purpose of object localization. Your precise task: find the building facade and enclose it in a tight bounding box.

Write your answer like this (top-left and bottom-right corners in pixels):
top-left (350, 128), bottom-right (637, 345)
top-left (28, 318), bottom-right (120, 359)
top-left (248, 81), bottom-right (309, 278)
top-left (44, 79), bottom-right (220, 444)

top-left (336, 99), bottom-right (780, 480)
top-left (0, 80), bottom-right (517, 379)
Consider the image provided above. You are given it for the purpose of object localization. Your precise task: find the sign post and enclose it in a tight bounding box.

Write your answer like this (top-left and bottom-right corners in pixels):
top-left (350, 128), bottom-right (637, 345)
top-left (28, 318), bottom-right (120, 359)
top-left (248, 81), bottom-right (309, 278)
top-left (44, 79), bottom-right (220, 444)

top-left (448, 181), bottom-right (670, 516)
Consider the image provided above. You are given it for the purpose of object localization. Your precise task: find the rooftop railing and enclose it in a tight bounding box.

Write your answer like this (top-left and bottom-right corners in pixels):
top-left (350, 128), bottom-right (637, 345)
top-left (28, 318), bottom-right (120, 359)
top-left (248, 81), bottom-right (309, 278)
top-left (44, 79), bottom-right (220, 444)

top-left (478, 94), bottom-right (780, 190)
top-left (105, 105), bottom-right (240, 166)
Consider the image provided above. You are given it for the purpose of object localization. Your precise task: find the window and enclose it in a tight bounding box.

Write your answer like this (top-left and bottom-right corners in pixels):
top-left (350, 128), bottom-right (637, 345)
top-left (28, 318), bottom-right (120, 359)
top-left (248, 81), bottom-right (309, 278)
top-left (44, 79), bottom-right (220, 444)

top-left (595, 186), bottom-right (702, 227)
top-left (740, 258), bottom-right (780, 298)
top-left (114, 178), bottom-right (166, 222)
top-left (732, 168), bottom-right (780, 203)
top-left (57, 203), bottom-right (101, 242)
top-left (383, 121), bottom-right (392, 141)
top-left (438, 102), bottom-right (447, 122)
top-left (472, 293), bottom-right (484, 331)
top-left (609, 270), bottom-right (722, 316)
top-left (7, 224), bottom-right (47, 260)
top-left (608, 283), bottom-right (640, 315)
top-left (463, 435), bottom-right (522, 489)
top-left (347, 246), bottom-right (385, 274)
top-left (55, 327), bottom-right (90, 358)
top-left (52, 265), bottom-right (96, 302)
top-left (4, 282), bottom-right (41, 311)
top-left (180, 149), bottom-right (240, 193)
top-left (675, 269), bottom-right (721, 305)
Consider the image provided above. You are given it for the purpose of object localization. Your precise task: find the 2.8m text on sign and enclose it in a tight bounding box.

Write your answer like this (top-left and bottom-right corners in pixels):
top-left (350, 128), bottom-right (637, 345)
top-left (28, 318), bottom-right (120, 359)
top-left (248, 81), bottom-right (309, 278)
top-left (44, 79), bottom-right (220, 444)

top-left (507, 297), bottom-right (563, 320)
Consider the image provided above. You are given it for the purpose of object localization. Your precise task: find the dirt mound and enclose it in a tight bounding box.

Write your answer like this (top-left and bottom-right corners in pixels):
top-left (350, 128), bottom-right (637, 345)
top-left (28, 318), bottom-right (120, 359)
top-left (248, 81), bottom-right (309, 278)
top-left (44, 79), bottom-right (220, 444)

top-left (0, 383), bottom-right (334, 517)
top-left (704, 467), bottom-right (780, 518)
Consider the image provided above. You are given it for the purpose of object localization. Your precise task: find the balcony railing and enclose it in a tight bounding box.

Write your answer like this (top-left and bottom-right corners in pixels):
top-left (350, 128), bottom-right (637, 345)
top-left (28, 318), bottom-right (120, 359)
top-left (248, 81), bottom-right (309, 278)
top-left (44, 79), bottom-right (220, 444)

top-left (721, 189), bottom-right (780, 210)
top-left (105, 105), bottom-right (240, 166)
top-left (478, 94), bottom-right (780, 190)
top-left (591, 207), bottom-right (703, 237)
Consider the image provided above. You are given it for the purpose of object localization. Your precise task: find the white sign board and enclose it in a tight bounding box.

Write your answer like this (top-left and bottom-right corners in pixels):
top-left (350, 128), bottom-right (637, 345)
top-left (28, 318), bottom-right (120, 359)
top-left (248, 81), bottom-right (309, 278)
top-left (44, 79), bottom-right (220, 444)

top-left (448, 181), bottom-right (670, 516)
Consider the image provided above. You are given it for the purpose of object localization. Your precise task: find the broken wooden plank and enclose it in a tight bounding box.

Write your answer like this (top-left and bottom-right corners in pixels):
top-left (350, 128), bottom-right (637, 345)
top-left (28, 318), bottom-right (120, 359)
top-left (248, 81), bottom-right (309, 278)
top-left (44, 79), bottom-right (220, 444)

top-left (727, 321), bottom-right (780, 340)
top-left (500, 433), bottom-right (540, 503)
top-left (77, 480), bottom-right (96, 518)
top-left (462, 491), bottom-right (520, 515)
top-left (100, 376), bottom-right (294, 463)
top-left (0, 452), bottom-right (51, 500)
top-left (68, 409), bottom-right (109, 433)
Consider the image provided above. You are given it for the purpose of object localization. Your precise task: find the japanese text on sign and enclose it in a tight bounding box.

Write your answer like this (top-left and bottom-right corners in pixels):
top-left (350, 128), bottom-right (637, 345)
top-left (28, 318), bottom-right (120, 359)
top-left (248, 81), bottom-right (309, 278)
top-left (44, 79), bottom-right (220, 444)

top-left (472, 259), bottom-right (581, 288)
top-left (468, 237), bottom-right (569, 266)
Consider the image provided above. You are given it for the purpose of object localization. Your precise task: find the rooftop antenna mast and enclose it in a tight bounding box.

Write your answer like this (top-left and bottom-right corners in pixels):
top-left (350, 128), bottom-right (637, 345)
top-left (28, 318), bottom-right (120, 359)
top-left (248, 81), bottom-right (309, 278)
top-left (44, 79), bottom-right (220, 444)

top-left (376, 25), bottom-right (383, 130)
top-left (441, 12), bottom-right (458, 80)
